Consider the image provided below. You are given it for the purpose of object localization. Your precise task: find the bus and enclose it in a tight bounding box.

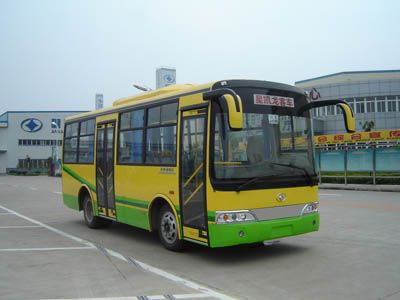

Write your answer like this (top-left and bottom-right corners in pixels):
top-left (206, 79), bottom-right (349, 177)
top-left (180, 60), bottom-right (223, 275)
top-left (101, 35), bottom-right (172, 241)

top-left (62, 80), bottom-right (355, 251)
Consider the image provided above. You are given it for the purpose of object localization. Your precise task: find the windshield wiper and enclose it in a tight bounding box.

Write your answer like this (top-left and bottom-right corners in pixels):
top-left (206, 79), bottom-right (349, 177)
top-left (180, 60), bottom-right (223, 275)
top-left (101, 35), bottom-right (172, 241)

top-left (235, 174), bottom-right (280, 192)
top-left (266, 162), bottom-right (314, 186)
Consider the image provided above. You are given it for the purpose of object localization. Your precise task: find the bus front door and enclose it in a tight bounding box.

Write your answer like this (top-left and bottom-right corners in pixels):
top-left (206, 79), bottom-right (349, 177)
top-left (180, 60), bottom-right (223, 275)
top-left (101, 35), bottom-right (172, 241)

top-left (180, 109), bottom-right (208, 245)
top-left (95, 122), bottom-right (116, 219)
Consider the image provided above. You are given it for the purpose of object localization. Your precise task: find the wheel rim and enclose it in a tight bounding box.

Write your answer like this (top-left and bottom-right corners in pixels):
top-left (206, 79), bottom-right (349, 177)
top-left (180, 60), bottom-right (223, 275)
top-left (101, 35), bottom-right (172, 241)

top-left (85, 199), bottom-right (94, 223)
top-left (160, 211), bottom-right (177, 244)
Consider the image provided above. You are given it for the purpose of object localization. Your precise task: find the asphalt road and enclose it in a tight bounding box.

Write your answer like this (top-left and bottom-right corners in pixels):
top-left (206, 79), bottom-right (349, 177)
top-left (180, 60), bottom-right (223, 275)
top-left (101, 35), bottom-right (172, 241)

top-left (0, 175), bottom-right (399, 300)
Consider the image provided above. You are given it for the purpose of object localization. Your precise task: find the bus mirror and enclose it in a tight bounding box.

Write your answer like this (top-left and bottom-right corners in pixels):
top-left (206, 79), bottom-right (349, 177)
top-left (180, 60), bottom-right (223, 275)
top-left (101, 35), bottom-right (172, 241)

top-left (337, 103), bottom-right (356, 133)
top-left (221, 94), bottom-right (243, 130)
top-left (203, 88), bottom-right (243, 130)
top-left (297, 99), bottom-right (355, 133)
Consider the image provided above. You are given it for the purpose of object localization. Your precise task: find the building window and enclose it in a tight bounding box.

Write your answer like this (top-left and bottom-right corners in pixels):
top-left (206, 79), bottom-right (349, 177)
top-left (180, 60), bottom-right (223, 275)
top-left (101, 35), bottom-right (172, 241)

top-left (387, 96), bottom-right (396, 112)
top-left (376, 97), bottom-right (386, 112)
top-left (366, 101), bottom-right (375, 113)
top-left (398, 96), bottom-right (400, 111)
top-left (327, 105), bottom-right (335, 115)
top-left (356, 101), bottom-right (365, 114)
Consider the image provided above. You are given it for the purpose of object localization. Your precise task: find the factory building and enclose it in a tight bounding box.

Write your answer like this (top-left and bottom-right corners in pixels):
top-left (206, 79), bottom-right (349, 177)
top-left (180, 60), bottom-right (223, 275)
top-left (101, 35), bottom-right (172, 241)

top-left (0, 111), bottom-right (86, 173)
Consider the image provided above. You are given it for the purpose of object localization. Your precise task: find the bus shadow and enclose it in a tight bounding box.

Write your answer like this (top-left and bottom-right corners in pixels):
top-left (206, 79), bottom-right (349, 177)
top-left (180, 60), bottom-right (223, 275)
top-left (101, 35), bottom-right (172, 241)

top-left (73, 219), bottom-right (309, 263)
top-left (183, 241), bottom-right (309, 264)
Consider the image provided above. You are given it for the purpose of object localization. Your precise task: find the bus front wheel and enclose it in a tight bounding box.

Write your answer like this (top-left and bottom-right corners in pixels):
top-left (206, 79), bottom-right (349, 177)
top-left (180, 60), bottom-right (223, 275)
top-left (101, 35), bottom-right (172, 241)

top-left (158, 205), bottom-right (183, 251)
top-left (83, 195), bottom-right (112, 229)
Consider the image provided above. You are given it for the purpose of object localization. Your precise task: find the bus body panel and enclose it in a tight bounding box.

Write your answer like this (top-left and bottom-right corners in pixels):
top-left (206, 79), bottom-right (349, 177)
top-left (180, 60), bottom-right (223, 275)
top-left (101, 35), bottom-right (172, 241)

top-left (206, 185), bottom-right (318, 212)
top-left (208, 213), bottom-right (319, 248)
top-left (62, 164), bottom-right (96, 211)
top-left (113, 165), bottom-right (180, 231)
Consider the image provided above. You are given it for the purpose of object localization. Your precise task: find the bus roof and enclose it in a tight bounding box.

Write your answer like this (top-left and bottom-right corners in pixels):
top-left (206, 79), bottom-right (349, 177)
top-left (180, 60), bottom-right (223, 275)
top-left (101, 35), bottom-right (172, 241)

top-left (65, 82), bottom-right (213, 122)
top-left (65, 79), bottom-right (306, 122)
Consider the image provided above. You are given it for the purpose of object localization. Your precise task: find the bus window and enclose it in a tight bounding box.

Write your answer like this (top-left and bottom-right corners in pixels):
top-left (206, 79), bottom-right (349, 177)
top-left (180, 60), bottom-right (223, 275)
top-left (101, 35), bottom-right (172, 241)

top-left (145, 103), bottom-right (177, 165)
top-left (119, 109), bottom-right (145, 164)
top-left (78, 119), bottom-right (95, 163)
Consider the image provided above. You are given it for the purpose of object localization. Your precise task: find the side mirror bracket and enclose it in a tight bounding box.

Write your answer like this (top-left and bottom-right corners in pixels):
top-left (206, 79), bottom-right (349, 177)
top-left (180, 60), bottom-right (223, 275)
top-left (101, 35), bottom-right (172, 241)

top-left (297, 99), bottom-right (355, 133)
top-left (203, 88), bottom-right (243, 130)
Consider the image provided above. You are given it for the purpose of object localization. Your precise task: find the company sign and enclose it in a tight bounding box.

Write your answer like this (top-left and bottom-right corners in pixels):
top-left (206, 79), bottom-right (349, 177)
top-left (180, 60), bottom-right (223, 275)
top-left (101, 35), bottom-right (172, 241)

top-left (21, 118), bottom-right (43, 133)
top-left (156, 68), bottom-right (176, 89)
top-left (314, 129), bottom-right (400, 145)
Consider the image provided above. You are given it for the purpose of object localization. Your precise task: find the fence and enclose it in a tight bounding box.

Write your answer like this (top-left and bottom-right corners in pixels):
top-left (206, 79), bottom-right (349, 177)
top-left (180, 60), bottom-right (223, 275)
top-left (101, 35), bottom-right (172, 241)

top-left (315, 147), bottom-right (400, 184)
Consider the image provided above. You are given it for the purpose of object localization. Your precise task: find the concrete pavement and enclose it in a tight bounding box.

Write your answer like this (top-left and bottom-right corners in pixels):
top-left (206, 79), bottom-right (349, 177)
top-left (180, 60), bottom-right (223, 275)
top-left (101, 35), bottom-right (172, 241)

top-left (1, 176), bottom-right (400, 300)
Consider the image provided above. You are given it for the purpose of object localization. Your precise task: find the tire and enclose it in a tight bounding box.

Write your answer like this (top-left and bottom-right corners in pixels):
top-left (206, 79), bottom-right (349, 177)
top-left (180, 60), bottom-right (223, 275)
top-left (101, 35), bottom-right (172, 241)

top-left (83, 195), bottom-right (112, 229)
top-left (158, 205), bottom-right (183, 251)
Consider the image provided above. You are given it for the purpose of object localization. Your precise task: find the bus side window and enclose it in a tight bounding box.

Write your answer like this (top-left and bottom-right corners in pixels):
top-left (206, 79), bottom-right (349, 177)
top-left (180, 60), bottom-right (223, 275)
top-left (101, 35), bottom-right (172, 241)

top-left (145, 102), bottom-right (178, 165)
top-left (118, 109), bottom-right (145, 164)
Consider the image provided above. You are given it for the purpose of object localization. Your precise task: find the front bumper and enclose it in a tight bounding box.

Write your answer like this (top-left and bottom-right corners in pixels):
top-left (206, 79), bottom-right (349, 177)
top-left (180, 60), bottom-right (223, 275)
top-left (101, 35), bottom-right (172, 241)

top-left (208, 213), bottom-right (319, 248)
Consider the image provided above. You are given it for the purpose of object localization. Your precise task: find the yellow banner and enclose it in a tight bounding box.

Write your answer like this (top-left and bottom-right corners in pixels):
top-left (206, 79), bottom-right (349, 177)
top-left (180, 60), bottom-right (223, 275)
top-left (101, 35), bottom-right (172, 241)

top-left (314, 129), bottom-right (400, 145)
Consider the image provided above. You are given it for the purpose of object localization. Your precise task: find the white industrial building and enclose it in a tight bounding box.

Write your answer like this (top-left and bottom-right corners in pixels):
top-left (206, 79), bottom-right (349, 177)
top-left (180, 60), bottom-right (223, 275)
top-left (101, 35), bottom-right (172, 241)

top-left (295, 70), bottom-right (400, 134)
top-left (0, 111), bottom-right (86, 173)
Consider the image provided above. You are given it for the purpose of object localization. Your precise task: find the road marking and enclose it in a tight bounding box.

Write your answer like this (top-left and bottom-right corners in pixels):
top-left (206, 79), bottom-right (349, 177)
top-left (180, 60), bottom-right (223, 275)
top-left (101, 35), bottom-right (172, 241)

top-left (0, 225), bottom-right (42, 229)
top-left (0, 246), bottom-right (95, 252)
top-left (319, 193), bottom-right (342, 197)
top-left (53, 191), bottom-right (62, 194)
top-left (0, 212), bottom-right (13, 215)
top-left (103, 250), bottom-right (236, 300)
top-left (0, 205), bottom-right (95, 248)
top-left (0, 204), bottom-right (236, 300)
top-left (43, 293), bottom-right (209, 300)
top-left (29, 187), bottom-right (38, 190)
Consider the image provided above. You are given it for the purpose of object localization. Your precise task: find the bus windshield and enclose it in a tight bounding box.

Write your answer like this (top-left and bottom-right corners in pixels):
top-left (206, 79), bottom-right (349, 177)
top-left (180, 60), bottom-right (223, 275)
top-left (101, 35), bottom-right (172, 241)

top-left (211, 88), bottom-right (316, 186)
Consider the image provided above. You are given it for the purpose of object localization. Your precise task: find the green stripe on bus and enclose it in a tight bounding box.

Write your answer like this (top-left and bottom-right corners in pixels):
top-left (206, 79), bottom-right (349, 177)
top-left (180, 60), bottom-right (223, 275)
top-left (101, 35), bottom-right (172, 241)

top-left (115, 196), bottom-right (149, 209)
top-left (207, 211), bottom-right (215, 222)
top-left (63, 194), bottom-right (79, 210)
top-left (62, 165), bottom-right (96, 192)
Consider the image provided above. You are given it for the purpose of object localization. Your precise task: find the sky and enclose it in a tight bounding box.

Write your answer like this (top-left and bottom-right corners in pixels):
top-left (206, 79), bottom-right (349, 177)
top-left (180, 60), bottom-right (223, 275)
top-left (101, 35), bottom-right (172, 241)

top-left (0, 0), bottom-right (399, 114)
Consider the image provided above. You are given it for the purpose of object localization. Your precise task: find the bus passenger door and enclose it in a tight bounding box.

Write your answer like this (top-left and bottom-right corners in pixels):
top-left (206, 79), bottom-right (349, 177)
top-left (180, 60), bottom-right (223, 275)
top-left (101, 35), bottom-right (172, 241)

top-left (180, 109), bottom-right (208, 245)
top-left (96, 122), bottom-right (116, 219)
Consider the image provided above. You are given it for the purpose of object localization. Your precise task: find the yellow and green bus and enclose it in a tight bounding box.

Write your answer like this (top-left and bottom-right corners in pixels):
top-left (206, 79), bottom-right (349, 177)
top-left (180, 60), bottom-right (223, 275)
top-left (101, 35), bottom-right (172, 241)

top-left (62, 80), bottom-right (355, 251)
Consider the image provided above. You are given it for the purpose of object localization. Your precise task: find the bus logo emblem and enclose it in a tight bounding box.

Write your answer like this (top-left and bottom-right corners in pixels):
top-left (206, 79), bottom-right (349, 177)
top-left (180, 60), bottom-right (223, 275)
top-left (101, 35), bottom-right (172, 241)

top-left (276, 193), bottom-right (286, 202)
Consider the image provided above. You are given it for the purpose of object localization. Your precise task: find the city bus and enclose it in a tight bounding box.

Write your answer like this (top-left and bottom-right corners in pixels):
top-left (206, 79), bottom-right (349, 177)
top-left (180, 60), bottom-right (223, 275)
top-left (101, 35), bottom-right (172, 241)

top-left (62, 80), bottom-right (355, 251)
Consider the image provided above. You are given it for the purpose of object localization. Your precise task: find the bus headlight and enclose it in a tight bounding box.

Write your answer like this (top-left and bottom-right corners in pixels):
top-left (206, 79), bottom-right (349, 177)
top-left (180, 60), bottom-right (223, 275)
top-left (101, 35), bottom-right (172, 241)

top-left (301, 202), bottom-right (319, 215)
top-left (215, 210), bottom-right (257, 224)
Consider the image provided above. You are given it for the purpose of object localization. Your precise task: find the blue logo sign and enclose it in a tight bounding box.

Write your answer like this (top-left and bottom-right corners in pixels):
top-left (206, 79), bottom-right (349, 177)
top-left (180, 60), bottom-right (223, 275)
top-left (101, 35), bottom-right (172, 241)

top-left (163, 74), bottom-right (175, 84)
top-left (51, 118), bottom-right (63, 134)
top-left (21, 118), bottom-right (43, 133)
top-left (51, 118), bottom-right (61, 129)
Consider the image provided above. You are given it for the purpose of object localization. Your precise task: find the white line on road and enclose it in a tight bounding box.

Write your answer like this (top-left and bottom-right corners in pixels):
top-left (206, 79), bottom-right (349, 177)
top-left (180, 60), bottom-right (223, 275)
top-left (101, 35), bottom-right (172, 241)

top-left (44, 293), bottom-right (209, 300)
top-left (0, 212), bottom-right (13, 215)
top-left (319, 193), bottom-right (343, 197)
top-left (53, 191), bottom-right (62, 194)
top-left (0, 246), bottom-right (95, 252)
top-left (102, 248), bottom-right (236, 300)
top-left (0, 204), bottom-right (236, 300)
top-left (0, 205), bottom-right (95, 248)
top-left (29, 187), bottom-right (38, 190)
top-left (0, 225), bottom-right (42, 229)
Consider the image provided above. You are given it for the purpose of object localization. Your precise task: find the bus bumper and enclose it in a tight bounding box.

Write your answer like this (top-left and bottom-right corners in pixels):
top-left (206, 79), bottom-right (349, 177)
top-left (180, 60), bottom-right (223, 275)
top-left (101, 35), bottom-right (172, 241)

top-left (208, 213), bottom-right (319, 248)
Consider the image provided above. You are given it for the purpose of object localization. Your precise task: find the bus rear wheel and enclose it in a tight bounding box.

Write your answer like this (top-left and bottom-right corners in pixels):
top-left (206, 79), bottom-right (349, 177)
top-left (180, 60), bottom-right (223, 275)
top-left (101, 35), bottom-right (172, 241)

top-left (83, 195), bottom-right (112, 229)
top-left (158, 205), bottom-right (183, 251)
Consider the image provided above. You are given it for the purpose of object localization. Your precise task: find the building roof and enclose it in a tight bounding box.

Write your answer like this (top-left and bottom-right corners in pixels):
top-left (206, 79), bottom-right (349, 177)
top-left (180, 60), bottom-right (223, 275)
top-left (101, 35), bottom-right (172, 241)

top-left (295, 69), bottom-right (400, 85)
top-left (0, 111), bottom-right (88, 126)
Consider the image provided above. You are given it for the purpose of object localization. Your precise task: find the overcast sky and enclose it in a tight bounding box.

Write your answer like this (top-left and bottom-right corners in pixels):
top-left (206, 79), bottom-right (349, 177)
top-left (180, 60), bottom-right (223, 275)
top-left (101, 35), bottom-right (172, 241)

top-left (1, 0), bottom-right (399, 114)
